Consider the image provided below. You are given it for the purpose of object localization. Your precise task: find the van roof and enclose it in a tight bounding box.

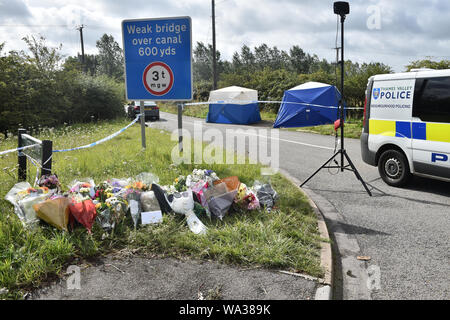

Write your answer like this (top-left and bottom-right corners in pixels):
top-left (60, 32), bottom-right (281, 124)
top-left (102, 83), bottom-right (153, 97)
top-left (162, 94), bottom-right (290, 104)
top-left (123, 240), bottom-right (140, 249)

top-left (371, 68), bottom-right (450, 81)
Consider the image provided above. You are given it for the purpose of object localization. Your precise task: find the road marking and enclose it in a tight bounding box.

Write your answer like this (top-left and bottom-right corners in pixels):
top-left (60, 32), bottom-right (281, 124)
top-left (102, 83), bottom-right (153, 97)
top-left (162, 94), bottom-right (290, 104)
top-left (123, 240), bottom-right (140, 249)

top-left (165, 116), bottom-right (335, 151)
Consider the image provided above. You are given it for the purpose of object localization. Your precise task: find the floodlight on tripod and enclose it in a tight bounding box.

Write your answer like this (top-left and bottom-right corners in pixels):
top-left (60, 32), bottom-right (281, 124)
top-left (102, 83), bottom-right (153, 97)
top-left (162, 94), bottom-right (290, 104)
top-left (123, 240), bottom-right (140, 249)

top-left (300, 1), bottom-right (372, 196)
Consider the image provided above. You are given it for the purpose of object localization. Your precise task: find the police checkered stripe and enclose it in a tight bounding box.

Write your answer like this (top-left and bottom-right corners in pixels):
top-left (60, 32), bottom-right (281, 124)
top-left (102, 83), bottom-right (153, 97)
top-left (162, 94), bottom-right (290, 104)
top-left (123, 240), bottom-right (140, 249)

top-left (52, 115), bottom-right (141, 153)
top-left (369, 119), bottom-right (450, 143)
top-left (184, 100), bottom-right (363, 110)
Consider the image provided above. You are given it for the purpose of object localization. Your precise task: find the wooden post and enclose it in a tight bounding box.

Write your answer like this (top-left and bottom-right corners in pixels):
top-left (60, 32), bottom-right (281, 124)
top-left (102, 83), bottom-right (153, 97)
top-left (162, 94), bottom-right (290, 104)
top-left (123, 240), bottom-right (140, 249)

top-left (41, 140), bottom-right (52, 176)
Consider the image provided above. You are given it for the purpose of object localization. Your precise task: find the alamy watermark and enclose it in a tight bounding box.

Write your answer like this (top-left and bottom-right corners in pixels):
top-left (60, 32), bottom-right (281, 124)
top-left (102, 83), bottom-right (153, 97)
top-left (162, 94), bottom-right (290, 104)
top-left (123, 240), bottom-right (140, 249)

top-left (66, 265), bottom-right (81, 290)
top-left (170, 121), bottom-right (279, 175)
top-left (367, 3), bottom-right (382, 30)
top-left (366, 264), bottom-right (381, 292)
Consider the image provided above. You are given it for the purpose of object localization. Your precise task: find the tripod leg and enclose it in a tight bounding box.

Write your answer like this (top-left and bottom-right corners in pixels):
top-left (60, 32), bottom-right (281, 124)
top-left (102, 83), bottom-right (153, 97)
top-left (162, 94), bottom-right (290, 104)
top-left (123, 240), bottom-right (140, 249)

top-left (300, 151), bottom-right (340, 187)
top-left (343, 150), bottom-right (372, 196)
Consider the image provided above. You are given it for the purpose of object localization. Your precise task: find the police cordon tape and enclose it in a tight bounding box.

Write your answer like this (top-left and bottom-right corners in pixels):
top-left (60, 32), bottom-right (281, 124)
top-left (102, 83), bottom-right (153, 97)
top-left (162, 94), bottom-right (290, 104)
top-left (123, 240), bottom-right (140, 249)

top-left (0, 143), bottom-right (40, 156)
top-left (185, 100), bottom-right (363, 110)
top-left (1, 101), bottom-right (362, 156)
top-left (52, 114), bottom-right (142, 153)
top-left (0, 115), bottom-right (142, 156)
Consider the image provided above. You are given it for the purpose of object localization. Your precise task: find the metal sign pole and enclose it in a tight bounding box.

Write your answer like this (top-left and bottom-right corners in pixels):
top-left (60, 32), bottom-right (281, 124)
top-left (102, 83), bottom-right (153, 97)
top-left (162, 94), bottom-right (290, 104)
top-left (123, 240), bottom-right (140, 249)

top-left (140, 100), bottom-right (146, 149)
top-left (178, 103), bottom-right (183, 152)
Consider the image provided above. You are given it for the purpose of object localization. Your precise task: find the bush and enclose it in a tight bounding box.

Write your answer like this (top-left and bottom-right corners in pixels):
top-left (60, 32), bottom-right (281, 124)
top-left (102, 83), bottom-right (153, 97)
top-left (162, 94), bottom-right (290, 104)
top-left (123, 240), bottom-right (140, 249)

top-left (0, 38), bottom-right (126, 137)
top-left (66, 74), bottom-right (125, 123)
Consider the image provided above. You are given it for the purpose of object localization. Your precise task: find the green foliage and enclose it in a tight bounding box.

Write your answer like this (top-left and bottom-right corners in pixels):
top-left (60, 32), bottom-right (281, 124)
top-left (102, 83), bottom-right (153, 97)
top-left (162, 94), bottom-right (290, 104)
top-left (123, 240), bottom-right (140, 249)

top-left (193, 79), bottom-right (213, 101)
top-left (192, 42), bottom-right (393, 116)
top-left (96, 34), bottom-right (124, 80)
top-left (405, 59), bottom-right (450, 71)
top-left (0, 36), bottom-right (125, 137)
top-left (193, 41), bottom-right (225, 82)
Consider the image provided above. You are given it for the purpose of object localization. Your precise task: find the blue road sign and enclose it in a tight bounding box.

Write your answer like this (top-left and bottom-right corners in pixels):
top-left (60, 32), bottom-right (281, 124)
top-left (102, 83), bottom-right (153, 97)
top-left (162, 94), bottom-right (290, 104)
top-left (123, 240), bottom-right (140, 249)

top-left (122, 16), bottom-right (192, 101)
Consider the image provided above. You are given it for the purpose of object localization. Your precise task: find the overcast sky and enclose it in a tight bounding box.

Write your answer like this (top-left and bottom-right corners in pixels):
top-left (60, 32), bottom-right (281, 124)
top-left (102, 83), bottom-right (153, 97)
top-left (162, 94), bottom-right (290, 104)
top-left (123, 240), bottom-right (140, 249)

top-left (1, 0), bottom-right (450, 72)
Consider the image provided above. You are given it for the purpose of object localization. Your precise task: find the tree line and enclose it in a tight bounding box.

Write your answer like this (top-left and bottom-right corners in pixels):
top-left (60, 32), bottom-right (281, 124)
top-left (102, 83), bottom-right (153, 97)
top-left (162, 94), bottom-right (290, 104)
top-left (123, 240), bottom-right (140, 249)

top-left (193, 42), bottom-right (394, 113)
top-left (0, 34), bottom-right (125, 137)
top-left (2, 33), bottom-right (449, 137)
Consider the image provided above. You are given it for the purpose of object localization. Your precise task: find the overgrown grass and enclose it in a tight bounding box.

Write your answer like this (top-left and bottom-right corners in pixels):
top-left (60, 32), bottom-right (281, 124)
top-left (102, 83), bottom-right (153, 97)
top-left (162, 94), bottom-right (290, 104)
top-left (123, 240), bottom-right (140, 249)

top-left (159, 102), bottom-right (209, 119)
top-left (0, 118), bottom-right (323, 299)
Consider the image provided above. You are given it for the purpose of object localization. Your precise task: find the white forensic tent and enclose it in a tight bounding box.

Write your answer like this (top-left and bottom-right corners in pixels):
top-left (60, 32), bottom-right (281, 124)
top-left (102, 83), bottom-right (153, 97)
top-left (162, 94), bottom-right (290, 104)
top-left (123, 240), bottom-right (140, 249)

top-left (208, 86), bottom-right (258, 104)
top-left (206, 86), bottom-right (261, 124)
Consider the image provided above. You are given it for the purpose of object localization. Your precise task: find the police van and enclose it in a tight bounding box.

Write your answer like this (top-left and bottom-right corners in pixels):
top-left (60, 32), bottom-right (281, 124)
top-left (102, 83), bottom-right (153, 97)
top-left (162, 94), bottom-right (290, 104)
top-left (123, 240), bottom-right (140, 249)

top-left (361, 69), bottom-right (450, 186)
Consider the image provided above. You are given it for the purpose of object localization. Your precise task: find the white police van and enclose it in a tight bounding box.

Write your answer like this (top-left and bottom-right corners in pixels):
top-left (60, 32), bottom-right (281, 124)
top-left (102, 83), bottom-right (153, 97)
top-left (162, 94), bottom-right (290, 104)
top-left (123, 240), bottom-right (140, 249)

top-left (361, 69), bottom-right (450, 186)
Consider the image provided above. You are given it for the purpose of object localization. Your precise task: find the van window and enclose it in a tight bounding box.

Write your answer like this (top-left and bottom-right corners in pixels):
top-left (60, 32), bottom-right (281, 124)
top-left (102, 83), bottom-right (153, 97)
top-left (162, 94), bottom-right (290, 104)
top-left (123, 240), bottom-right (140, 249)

top-left (413, 76), bottom-right (450, 123)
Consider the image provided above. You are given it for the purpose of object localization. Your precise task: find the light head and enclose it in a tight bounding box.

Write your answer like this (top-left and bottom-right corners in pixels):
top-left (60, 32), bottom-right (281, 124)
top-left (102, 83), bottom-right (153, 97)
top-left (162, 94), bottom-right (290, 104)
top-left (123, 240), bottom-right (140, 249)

top-left (334, 1), bottom-right (350, 16)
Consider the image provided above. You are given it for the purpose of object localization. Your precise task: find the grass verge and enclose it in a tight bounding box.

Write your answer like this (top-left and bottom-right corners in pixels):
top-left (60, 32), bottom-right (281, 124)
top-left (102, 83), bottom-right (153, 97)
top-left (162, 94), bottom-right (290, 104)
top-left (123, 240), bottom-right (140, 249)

top-left (0, 118), bottom-right (323, 299)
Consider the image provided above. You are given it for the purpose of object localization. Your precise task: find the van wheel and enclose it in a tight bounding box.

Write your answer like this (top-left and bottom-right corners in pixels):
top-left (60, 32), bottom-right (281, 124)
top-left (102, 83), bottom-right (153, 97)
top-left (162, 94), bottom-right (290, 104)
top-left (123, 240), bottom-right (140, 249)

top-left (378, 150), bottom-right (411, 187)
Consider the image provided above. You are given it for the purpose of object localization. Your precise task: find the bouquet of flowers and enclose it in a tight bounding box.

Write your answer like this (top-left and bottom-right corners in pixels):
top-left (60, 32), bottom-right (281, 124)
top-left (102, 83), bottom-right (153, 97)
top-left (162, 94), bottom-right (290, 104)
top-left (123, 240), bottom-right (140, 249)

top-left (185, 169), bottom-right (219, 188)
top-left (33, 197), bottom-right (70, 231)
top-left (69, 179), bottom-right (95, 199)
top-left (174, 175), bottom-right (187, 192)
top-left (234, 183), bottom-right (260, 211)
top-left (8, 184), bottom-right (53, 225)
top-left (126, 189), bottom-right (142, 228)
top-left (69, 193), bottom-right (97, 233)
top-left (37, 174), bottom-right (61, 192)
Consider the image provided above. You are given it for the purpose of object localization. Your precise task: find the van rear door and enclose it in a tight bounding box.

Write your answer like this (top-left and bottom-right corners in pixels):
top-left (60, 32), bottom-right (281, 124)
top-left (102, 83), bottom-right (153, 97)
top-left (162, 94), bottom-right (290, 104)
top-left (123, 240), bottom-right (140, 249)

top-left (411, 76), bottom-right (450, 179)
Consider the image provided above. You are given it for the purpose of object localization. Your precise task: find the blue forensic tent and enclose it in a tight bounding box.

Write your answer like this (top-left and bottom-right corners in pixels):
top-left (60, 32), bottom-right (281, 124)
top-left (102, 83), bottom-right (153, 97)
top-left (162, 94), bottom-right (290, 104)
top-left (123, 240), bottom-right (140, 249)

top-left (206, 86), bottom-right (261, 124)
top-left (273, 82), bottom-right (343, 128)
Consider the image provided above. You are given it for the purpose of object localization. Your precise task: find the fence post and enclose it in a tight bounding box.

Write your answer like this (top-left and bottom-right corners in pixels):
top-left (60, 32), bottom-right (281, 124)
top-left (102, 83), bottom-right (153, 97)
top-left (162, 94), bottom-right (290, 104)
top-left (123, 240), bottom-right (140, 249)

top-left (18, 128), bottom-right (27, 182)
top-left (41, 140), bottom-right (52, 176)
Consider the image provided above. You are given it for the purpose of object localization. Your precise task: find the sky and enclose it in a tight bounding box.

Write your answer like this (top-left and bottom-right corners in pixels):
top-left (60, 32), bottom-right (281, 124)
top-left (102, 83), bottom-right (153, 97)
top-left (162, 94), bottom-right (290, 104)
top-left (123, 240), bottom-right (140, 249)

top-left (1, 0), bottom-right (450, 72)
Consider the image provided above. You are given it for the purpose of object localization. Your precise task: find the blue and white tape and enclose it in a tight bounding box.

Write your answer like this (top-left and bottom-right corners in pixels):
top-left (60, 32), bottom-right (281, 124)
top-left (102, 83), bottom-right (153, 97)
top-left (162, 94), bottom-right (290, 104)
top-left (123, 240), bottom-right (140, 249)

top-left (53, 115), bottom-right (141, 153)
top-left (0, 143), bottom-right (40, 156)
top-left (184, 100), bottom-right (363, 110)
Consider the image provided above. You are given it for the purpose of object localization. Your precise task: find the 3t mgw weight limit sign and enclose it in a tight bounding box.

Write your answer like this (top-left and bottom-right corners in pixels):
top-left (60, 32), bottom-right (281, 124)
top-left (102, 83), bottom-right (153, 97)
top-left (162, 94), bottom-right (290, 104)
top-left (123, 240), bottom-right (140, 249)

top-left (143, 62), bottom-right (174, 96)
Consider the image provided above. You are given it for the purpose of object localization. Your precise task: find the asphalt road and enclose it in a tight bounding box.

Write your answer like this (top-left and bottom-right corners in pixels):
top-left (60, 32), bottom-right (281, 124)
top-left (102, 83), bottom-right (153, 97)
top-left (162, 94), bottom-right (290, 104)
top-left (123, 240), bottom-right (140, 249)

top-left (149, 111), bottom-right (450, 300)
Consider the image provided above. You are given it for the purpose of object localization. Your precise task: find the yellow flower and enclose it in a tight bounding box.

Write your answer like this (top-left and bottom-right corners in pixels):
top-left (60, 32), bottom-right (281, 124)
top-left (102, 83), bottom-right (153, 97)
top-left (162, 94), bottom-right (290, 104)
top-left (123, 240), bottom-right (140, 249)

top-left (175, 178), bottom-right (179, 183)
top-left (95, 203), bottom-right (102, 209)
top-left (107, 193), bottom-right (114, 198)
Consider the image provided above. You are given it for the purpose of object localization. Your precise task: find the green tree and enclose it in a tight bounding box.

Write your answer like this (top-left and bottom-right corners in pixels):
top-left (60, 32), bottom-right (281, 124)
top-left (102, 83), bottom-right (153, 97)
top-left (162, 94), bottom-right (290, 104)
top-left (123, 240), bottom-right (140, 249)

top-left (21, 35), bottom-right (63, 78)
top-left (64, 54), bottom-right (98, 76)
top-left (405, 59), bottom-right (450, 71)
top-left (193, 41), bottom-right (224, 83)
top-left (96, 34), bottom-right (124, 80)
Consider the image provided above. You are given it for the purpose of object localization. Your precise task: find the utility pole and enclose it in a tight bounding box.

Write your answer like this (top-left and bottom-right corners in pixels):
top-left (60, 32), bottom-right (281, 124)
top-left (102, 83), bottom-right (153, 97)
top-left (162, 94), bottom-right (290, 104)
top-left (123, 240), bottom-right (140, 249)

top-left (211, 0), bottom-right (217, 90)
top-left (77, 25), bottom-right (86, 73)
